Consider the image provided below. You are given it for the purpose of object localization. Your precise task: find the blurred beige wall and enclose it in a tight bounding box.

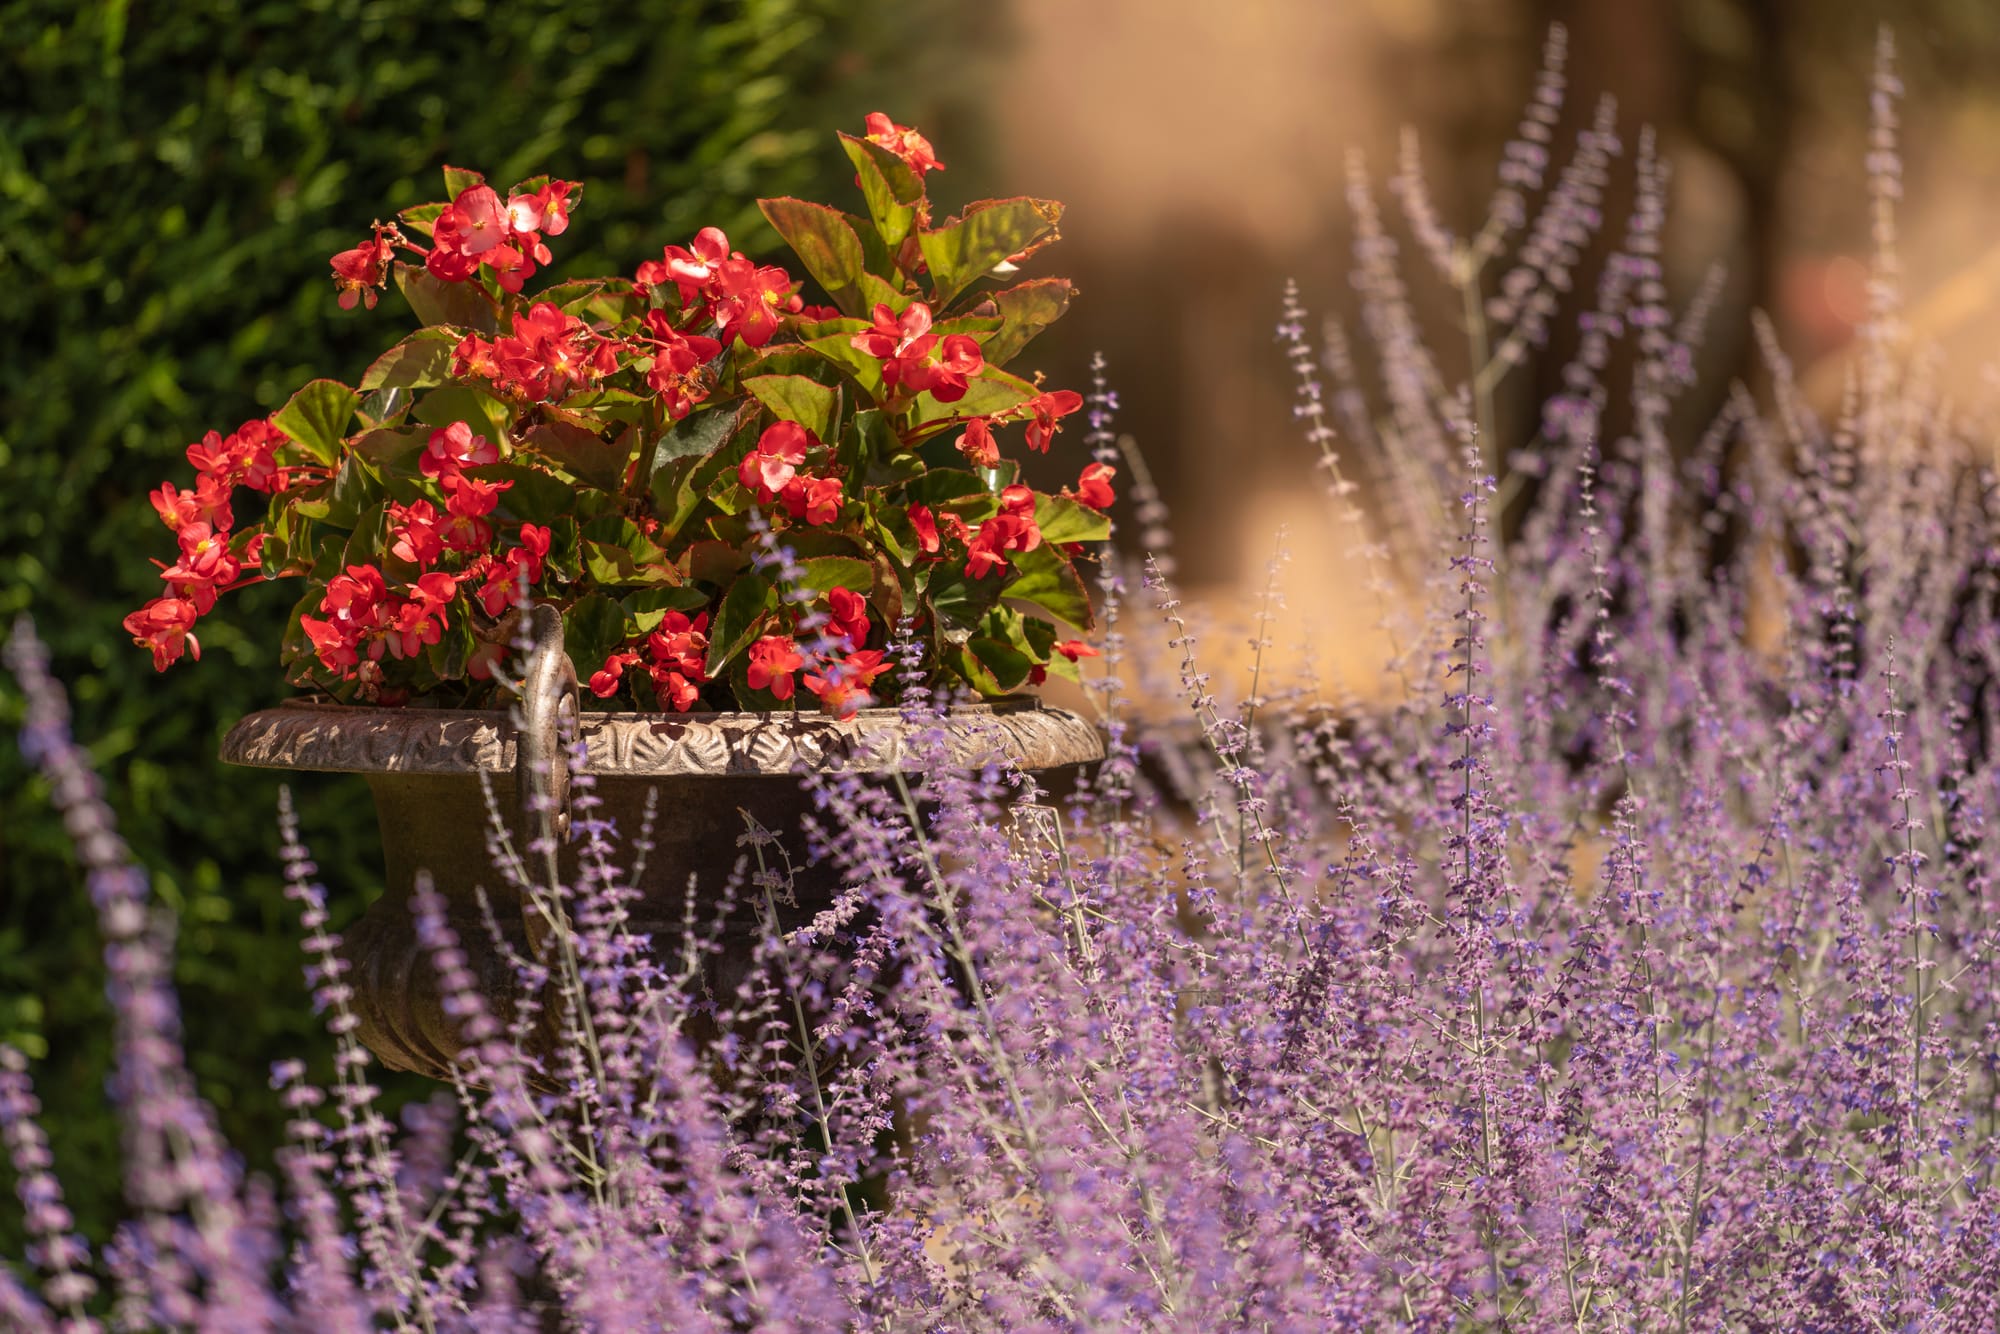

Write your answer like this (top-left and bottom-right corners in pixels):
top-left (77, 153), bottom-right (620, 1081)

top-left (984, 0), bottom-right (2000, 704)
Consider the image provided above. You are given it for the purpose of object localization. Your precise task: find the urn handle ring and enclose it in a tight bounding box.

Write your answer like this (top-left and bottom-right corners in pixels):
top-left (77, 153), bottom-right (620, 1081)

top-left (516, 603), bottom-right (579, 841)
top-left (515, 604), bottom-right (578, 960)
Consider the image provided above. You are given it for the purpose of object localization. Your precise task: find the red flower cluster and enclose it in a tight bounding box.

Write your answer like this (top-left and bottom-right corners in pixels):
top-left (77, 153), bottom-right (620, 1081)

top-left (735, 422), bottom-right (845, 527)
top-left (149, 477), bottom-right (232, 535)
top-left (589, 609), bottom-right (711, 712)
top-left (1020, 391), bottom-right (1085, 453)
top-left (468, 525), bottom-right (552, 619)
top-left (635, 226), bottom-right (802, 349)
top-left (299, 564), bottom-right (462, 699)
top-left (124, 418), bottom-right (303, 669)
top-left (966, 485), bottom-right (1043, 579)
top-left (389, 423), bottom-right (513, 558)
top-left (187, 418), bottom-right (298, 494)
top-left (635, 226), bottom-right (728, 304)
top-left (636, 312), bottom-right (722, 421)
top-left (382, 421), bottom-right (548, 622)
top-left (955, 390), bottom-right (1083, 468)
top-left (864, 112), bottom-right (945, 179)
top-left (452, 303), bottom-right (619, 404)
top-left (850, 302), bottom-right (983, 403)
top-left (730, 586), bottom-right (889, 716)
top-left (426, 176), bottom-right (578, 293)
top-left (156, 524), bottom-right (247, 615)
top-left (169, 116), bottom-right (1105, 713)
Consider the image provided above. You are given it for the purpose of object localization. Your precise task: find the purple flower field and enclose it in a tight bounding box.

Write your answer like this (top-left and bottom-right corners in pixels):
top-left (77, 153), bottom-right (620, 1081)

top-left (10, 27), bottom-right (2000, 1333)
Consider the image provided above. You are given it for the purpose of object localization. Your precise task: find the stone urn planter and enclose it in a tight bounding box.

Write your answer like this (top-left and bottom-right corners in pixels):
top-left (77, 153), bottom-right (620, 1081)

top-left (220, 612), bottom-right (1102, 1081)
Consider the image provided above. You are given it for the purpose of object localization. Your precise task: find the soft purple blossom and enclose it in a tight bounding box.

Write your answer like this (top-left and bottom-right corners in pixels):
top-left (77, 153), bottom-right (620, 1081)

top-left (7, 26), bottom-right (2000, 1331)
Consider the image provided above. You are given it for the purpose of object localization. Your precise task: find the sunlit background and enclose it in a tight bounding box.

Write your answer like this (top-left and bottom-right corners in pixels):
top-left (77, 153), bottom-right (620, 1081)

top-left (989, 0), bottom-right (2000, 695)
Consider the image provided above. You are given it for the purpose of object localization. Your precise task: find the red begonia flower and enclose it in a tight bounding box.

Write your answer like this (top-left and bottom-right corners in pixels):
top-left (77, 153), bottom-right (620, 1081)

top-left (486, 302), bottom-right (616, 402)
top-left (150, 477), bottom-right (233, 533)
top-left (850, 302), bottom-right (983, 402)
top-left (388, 499), bottom-right (447, 569)
top-left (827, 586), bottom-right (870, 652)
top-left (908, 503), bottom-right (941, 555)
top-left (640, 609), bottom-right (712, 712)
top-left (737, 421), bottom-right (815, 501)
top-left (1069, 461), bottom-right (1117, 510)
top-left (711, 256), bottom-right (801, 349)
top-left (232, 420), bottom-right (294, 493)
top-left (428, 183), bottom-right (515, 284)
top-left (504, 191), bottom-right (545, 238)
top-left (850, 301), bottom-right (933, 362)
top-left (1053, 640), bottom-right (1101, 662)
top-left (1019, 390), bottom-right (1084, 453)
top-left (300, 564), bottom-right (392, 674)
top-left (330, 222), bottom-right (405, 311)
top-left (747, 634), bottom-right (805, 700)
top-left (451, 334), bottom-right (501, 383)
top-left (533, 180), bottom-right (578, 236)
top-left (185, 418), bottom-right (294, 491)
top-left (157, 523), bottom-right (241, 614)
top-left (387, 571), bottom-right (460, 660)
top-left (185, 430), bottom-right (235, 481)
top-left (956, 417), bottom-right (999, 469)
top-left (903, 334), bottom-right (983, 404)
top-left (589, 651), bottom-right (642, 699)
top-left (435, 473), bottom-right (510, 552)
top-left (964, 487), bottom-right (1043, 579)
top-left (442, 472), bottom-right (510, 518)
top-left (419, 421), bottom-right (498, 480)
top-left (650, 669), bottom-right (702, 713)
top-left (638, 313), bottom-right (723, 420)
top-left (863, 112), bottom-right (945, 178)
top-left (779, 475), bottom-right (844, 527)
top-left (804, 648), bottom-right (892, 718)
top-left (124, 596), bottom-right (201, 671)
top-left (999, 483), bottom-right (1039, 521)
top-left (518, 522), bottom-right (552, 569)
top-left (468, 523), bottom-right (551, 617)
top-left (646, 610), bottom-right (710, 680)
top-left (637, 226), bottom-right (731, 303)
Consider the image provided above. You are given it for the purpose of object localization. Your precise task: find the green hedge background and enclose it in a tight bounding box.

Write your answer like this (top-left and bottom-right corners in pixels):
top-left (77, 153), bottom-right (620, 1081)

top-left (0, 0), bottom-right (998, 1251)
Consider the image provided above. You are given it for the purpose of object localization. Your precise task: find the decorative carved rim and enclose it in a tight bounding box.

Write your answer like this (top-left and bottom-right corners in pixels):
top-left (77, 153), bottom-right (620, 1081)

top-left (219, 697), bottom-right (1104, 778)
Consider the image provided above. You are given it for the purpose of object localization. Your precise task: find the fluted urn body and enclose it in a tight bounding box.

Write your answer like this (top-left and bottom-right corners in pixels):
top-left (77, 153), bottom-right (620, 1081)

top-left (221, 698), bottom-right (1102, 1080)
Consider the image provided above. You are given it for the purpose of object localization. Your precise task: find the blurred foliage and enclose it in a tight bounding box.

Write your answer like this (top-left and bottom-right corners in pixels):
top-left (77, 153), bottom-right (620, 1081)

top-left (0, 0), bottom-right (1001, 1251)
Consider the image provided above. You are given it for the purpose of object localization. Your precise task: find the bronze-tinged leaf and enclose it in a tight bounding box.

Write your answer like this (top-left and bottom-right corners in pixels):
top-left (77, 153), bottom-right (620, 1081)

top-left (393, 261), bottom-right (501, 335)
top-left (757, 197), bottom-right (902, 317)
top-left (837, 133), bottom-right (924, 252)
top-left (521, 420), bottom-right (630, 492)
top-left (704, 571), bottom-right (774, 675)
top-left (917, 197), bottom-right (1064, 309)
top-left (359, 329), bottom-right (458, 392)
top-left (271, 379), bottom-right (360, 467)
top-left (742, 374), bottom-right (839, 442)
top-left (983, 278), bottom-right (1075, 365)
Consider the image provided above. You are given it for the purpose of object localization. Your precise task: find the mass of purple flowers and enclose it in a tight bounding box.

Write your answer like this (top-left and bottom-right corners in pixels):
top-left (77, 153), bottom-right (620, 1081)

top-left (10, 26), bottom-right (2000, 1331)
